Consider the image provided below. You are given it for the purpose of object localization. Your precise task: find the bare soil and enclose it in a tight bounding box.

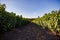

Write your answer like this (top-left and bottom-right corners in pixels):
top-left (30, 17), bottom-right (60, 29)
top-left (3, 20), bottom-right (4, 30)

top-left (0, 23), bottom-right (59, 40)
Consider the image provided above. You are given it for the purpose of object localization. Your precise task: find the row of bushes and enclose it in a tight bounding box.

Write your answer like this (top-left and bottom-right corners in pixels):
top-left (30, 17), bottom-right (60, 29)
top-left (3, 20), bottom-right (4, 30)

top-left (0, 4), bottom-right (29, 32)
top-left (32, 10), bottom-right (60, 34)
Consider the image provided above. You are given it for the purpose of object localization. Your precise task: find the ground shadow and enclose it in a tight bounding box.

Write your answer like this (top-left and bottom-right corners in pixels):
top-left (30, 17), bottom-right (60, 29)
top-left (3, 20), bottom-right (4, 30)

top-left (0, 22), bottom-right (60, 40)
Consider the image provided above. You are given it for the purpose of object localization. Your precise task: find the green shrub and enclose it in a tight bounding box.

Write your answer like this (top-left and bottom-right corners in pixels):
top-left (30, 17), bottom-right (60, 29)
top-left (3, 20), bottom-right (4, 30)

top-left (0, 4), bottom-right (29, 32)
top-left (33, 10), bottom-right (60, 34)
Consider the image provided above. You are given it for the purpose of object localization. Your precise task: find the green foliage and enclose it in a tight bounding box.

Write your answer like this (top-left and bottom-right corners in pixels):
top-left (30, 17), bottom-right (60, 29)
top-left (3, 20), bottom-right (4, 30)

top-left (0, 4), bottom-right (29, 32)
top-left (33, 10), bottom-right (60, 34)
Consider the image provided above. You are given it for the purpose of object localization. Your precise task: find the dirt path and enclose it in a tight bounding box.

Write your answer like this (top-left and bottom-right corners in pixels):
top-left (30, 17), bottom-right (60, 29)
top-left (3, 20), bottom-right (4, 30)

top-left (1, 23), bottom-right (59, 40)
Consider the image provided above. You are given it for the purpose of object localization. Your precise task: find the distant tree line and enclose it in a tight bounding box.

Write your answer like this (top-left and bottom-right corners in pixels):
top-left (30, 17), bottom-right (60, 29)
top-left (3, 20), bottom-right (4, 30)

top-left (0, 4), bottom-right (29, 33)
top-left (33, 10), bottom-right (60, 34)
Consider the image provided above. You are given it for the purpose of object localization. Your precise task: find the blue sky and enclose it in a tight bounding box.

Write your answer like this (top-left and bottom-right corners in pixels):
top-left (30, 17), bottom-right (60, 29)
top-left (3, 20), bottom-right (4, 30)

top-left (0, 0), bottom-right (60, 18)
